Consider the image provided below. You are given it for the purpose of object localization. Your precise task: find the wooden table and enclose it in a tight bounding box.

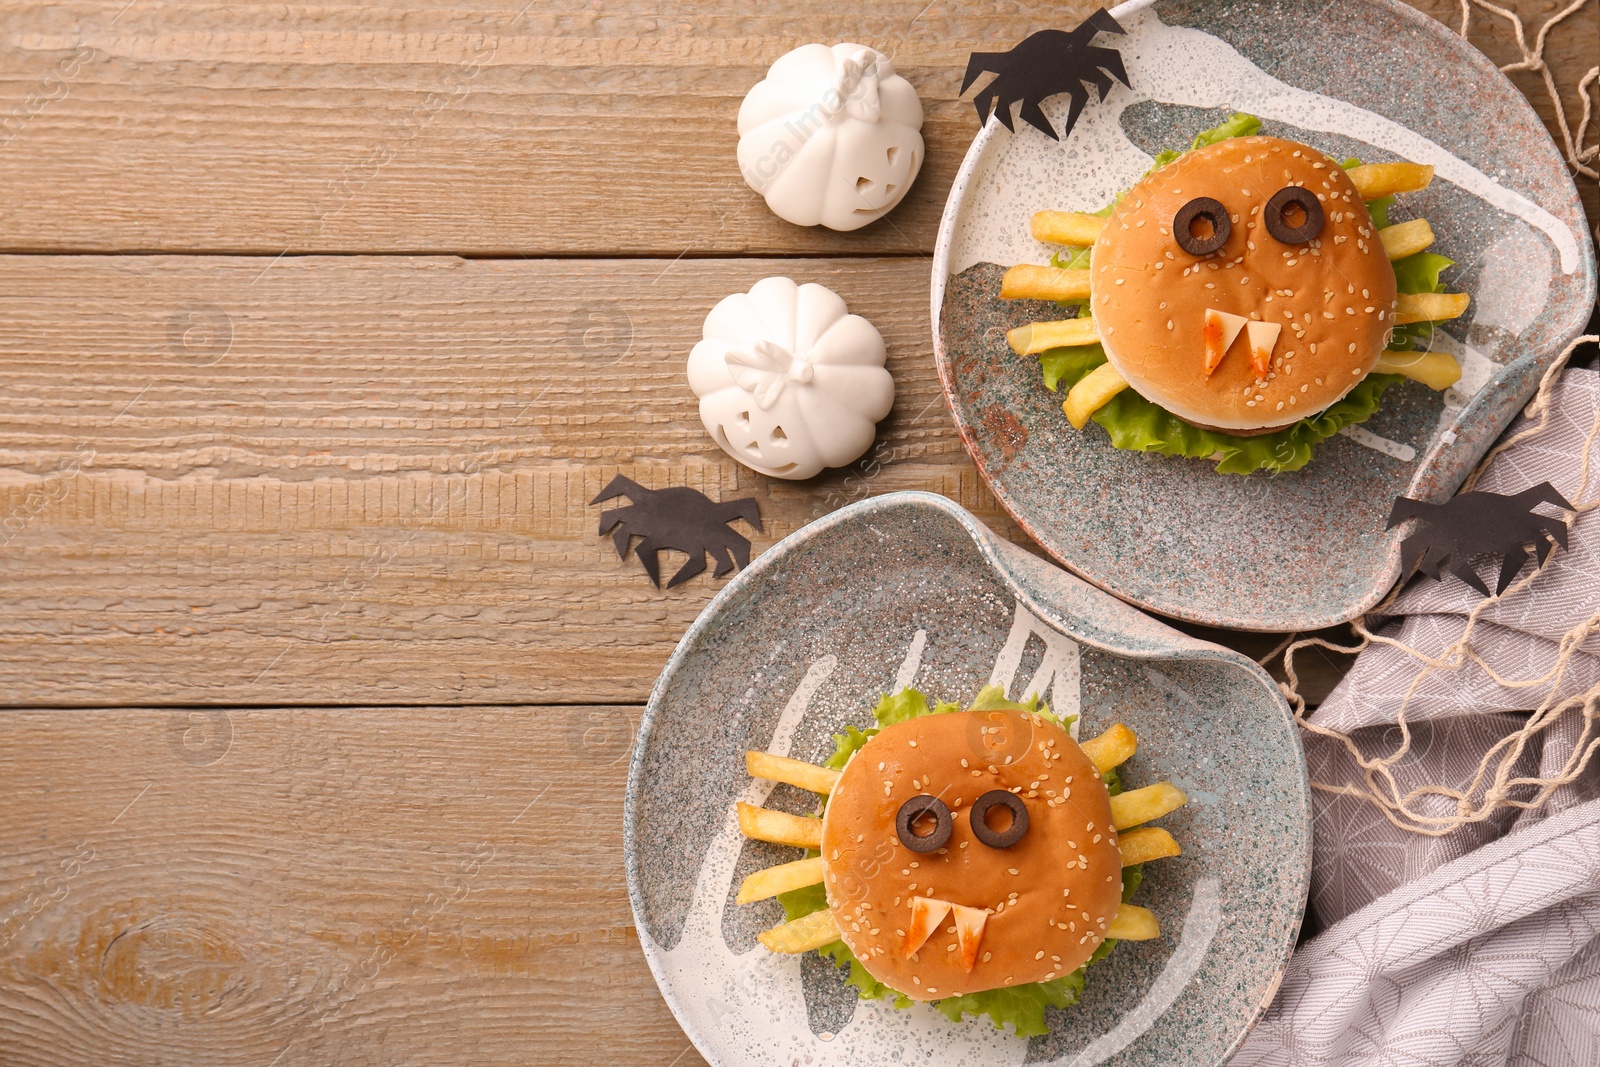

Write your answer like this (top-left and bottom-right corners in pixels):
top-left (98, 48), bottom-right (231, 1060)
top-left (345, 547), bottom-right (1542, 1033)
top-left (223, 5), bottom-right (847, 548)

top-left (1, 3), bottom-right (1593, 1063)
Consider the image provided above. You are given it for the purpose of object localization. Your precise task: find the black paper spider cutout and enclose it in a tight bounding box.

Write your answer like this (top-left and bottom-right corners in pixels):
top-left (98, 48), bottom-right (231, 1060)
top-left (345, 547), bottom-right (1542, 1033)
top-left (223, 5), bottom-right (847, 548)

top-left (1387, 482), bottom-right (1574, 597)
top-left (591, 475), bottom-right (762, 589)
top-left (961, 10), bottom-right (1130, 142)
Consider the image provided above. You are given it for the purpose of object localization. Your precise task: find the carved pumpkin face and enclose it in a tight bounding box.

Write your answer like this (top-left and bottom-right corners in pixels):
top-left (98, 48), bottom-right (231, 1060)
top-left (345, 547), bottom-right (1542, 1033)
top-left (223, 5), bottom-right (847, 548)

top-left (819, 709), bottom-right (1123, 999)
top-left (688, 277), bottom-right (895, 480)
top-left (736, 43), bottom-right (925, 232)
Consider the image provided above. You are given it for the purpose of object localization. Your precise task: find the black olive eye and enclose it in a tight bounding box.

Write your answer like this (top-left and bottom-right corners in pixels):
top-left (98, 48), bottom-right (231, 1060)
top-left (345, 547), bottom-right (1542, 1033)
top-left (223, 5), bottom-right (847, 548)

top-left (1264, 185), bottom-right (1325, 244)
top-left (1173, 196), bottom-right (1231, 256)
top-left (969, 790), bottom-right (1029, 849)
top-left (895, 794), bottom-right (952, 853)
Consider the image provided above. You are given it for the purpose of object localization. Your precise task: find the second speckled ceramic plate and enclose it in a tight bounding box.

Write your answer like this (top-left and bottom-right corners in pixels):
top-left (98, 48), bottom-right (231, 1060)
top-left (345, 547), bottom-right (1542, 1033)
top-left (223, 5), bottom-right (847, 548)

top-left (932, 0), bottom-right (1596, 630)
top-left (626, 491), bottom-right (1308, 1067)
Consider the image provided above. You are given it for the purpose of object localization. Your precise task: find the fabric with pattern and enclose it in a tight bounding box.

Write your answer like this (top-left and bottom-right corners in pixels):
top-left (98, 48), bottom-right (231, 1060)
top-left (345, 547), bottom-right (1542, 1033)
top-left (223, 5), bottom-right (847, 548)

top-left (1234, 368), bottom-right (1600, 1065)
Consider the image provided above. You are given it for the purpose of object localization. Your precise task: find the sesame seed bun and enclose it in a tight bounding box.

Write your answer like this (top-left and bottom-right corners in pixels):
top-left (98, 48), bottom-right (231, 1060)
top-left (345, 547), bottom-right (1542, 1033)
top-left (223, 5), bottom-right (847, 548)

top-left (819, 710), bottom-right (1122, 999)
top-left (1089, 136), bottom-right (1397, 433)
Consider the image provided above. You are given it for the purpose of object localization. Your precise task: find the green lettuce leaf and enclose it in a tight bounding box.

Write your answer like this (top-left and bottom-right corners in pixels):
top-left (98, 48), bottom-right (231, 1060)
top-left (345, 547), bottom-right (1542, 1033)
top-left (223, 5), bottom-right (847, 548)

top-left (1366, 193), bottom-right (1394, 229)
top-left (791, 686), bottom-right (1124, 1036)
top-left (1149, 111), bottom-right (1262, 170)
top-left (1043, 345), bottom-right (1402, 474)
top-left (1387, 249), bottom-right (1455, 351)
top-left (1393, 250), bottom-right (1452, 294)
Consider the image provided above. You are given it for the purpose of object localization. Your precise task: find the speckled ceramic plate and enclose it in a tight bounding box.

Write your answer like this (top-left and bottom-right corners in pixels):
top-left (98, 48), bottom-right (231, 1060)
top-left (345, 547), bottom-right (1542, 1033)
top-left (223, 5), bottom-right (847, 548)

top-left (625, 491), bottom-right (1309, 1067)
top-left (932, 0), bottom-right (1597, 631)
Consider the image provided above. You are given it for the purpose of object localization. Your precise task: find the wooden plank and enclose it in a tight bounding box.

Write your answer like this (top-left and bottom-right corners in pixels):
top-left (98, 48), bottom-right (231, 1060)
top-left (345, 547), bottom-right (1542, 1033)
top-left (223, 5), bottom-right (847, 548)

top-left (0, 0), bottom-right (1096, 256)
top-left (0, 704), bottom-right (708, 1067)
top-left (0, 1), bottom-right (1587, 256)
top-left (0, 253), bottom-right (1029, 706)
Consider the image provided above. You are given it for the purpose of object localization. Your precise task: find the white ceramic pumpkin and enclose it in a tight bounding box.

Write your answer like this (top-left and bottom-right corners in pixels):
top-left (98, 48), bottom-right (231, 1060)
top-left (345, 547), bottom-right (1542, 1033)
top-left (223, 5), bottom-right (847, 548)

top-left (736, 43), bottom-right (924, 232)
top-left (688, 277), bottom-right (895, 480)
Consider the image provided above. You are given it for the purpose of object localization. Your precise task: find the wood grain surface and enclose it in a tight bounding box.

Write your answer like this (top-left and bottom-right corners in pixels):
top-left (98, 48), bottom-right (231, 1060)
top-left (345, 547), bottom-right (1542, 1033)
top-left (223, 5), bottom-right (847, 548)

top-left (0, 253), bottom-right (1026, 706)
top-left (0, 1), bottom-right (1591, 256)
top-left (0, 0), bottom-right (1590, 1064)
top-left (0, 705), bottom-right (714, 1067)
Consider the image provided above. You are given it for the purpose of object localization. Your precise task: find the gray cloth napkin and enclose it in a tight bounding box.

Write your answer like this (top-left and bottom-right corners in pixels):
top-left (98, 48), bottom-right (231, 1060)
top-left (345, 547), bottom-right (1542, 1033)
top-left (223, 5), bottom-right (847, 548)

top-left (1234, 367), bottom-right (1600, 1065)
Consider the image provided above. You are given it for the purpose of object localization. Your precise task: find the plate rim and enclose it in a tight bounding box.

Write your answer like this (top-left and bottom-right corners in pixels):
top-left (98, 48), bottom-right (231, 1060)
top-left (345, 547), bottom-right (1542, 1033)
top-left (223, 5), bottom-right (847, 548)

top-left (929, 0), bottom-right (1599, 632)
top-left (624, 489), bottom-right (1313, 1067)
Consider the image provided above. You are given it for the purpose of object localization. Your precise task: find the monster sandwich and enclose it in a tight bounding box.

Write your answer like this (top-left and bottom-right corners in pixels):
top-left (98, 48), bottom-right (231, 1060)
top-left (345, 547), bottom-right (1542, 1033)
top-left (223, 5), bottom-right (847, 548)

top-left (733, 686), bottom-right (1187, 1036)
top-left (1000, 114), bottom-right (1469, 473)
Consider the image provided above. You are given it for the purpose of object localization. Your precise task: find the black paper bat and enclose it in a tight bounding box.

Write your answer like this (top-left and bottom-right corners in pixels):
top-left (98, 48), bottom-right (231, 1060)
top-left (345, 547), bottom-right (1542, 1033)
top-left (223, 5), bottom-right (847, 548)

top-left (962, 10), bottom-right (1130, 142)
top-left (1387, 482), bottom-right (1574, 597)
top-left (591, 475), bottom-right (762, 589)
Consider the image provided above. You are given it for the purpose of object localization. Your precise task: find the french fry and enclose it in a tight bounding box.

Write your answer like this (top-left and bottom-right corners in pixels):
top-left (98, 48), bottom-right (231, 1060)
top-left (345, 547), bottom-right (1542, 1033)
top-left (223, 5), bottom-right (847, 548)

top-left (1394, 291), bottom-right (1470, 325)
top-left (1031, 210), bottom-right (1107, 247)
top-left (757, 907), bottom-right (842, 953)
top-left (1348, 161), bottom-right (1434, 200)
top-left (736, 856), bottom-right (826, 904)
top-left (1374, 349), bottom-right (1462, 391)
top-left (737, 802), bottom-right (822, 849)
top-left (744, 750), bottom-right (841, 796)
top-left (1106, 903), bottom-right (1161, 941)
top-left (1117, 826), bottom-right (1181, 866)
top-left (1000, 264), bottom-right (1093, 302)
top-left (1379, 218), bottom-right (1435, 260)
top-left (1062, 362), bottom-right (1129, 429)
top-left (1008, 317), bottom-right (1100, 356)
top-left (1108, 781), bottom-right (1187, 830)
top-left (1080, 723), bottom-right (1138, 774)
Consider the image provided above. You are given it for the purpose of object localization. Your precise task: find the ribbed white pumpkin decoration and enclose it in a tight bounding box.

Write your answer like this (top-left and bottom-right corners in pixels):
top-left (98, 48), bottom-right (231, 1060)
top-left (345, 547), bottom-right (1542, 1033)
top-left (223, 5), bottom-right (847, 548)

top-left (736, 43), bottom-right (924, 232)
top-left (688, 277), bottom-right (895, 480)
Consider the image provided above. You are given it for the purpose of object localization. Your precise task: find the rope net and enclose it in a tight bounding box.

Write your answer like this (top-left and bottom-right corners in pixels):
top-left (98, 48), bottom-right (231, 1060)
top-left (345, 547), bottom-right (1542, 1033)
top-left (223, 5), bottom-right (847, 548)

top-left (1264, 1), bottom-right (1600, 837)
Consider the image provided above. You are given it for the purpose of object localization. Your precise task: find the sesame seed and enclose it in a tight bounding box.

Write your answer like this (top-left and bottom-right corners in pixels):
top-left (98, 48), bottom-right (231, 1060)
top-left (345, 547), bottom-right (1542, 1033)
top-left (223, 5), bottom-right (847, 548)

top-left (1035, 950), bottom-right (1045, 960)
